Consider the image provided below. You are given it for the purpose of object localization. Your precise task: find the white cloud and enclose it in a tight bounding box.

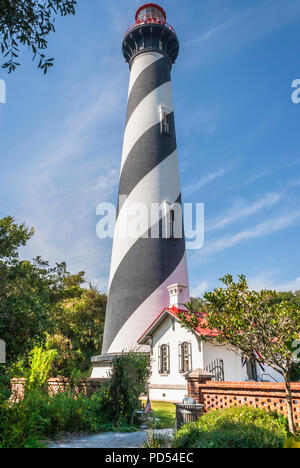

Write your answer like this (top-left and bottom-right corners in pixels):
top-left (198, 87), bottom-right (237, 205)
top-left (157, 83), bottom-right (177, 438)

top-left (248, 273), bottom-right (300, 292)
top-left (184, 0), bottom-right (300, 65)
top-left (207, 192), bottom-right (282, 232)
top-left (271, 277), bottom-right (300, 292)
top-left (13, 65), bottom-right (126, 285)
top-left (191, 281), bottom-right (209, 297)
top-left (200, 210), bottom-right (300, 258)
top-left (184, 161), bottom-right (238, 196)
top-left (185, 11), bottom-right (250, 46)
top-left (287, 177), bottom-right (300, 189)
top-left (248, 170), bottom-right (270, 184)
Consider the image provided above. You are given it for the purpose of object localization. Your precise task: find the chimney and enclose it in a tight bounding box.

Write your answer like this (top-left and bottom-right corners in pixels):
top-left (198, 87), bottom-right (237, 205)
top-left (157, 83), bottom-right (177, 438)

top-left (167, 283), bottom-right (188, 309)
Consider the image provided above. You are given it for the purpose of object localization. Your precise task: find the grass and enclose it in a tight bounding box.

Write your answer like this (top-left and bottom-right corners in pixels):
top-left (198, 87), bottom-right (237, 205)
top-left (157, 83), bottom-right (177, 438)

top-left (140, 400), bottom-right (176, 429)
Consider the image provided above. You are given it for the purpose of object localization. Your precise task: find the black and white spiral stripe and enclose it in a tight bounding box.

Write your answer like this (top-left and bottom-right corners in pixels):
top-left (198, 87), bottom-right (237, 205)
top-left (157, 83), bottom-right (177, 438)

top-left (102, 52), bottom-right (189, 355)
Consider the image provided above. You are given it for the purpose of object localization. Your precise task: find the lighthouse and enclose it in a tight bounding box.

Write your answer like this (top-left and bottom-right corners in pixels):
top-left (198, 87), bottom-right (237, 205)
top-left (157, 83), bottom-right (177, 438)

top-left (91, 4), bottom-right (190, 378)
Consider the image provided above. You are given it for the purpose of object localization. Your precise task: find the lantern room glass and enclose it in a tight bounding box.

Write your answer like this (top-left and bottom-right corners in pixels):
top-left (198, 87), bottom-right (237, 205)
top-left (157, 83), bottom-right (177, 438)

top-left (137, 6), bottom-right (165, 22)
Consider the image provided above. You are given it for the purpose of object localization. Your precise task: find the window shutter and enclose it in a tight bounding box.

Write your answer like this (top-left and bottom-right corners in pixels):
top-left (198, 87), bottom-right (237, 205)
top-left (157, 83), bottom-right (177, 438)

top-left (189, 342), bottom-right (192, 371)
top-left (167, 345), bottom-right (170, 374)
top-left (158, 346), bottom-right (161, 374)
top-left (178, 343), bottom-right (182, 373)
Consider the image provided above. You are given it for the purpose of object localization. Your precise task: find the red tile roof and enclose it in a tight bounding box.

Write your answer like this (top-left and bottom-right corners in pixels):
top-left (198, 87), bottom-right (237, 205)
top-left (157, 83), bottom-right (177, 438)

top-left (138, 305), bottom-right (219, 344)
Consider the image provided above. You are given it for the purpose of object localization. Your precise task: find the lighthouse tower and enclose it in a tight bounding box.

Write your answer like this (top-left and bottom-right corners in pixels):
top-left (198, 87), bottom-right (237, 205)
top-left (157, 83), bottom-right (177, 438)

top-left (91, 4), bottom-right (189, 377)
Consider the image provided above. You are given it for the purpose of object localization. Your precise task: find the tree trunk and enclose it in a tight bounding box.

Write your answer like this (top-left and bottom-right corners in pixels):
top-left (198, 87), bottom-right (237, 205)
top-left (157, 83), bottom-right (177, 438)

top-left (285, 375), bottom-right (296, 434)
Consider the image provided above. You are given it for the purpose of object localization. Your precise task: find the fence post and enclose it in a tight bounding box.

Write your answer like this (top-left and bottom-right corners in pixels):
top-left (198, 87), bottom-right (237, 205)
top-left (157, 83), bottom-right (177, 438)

top-left (184, 368), bottom-right (213, 404)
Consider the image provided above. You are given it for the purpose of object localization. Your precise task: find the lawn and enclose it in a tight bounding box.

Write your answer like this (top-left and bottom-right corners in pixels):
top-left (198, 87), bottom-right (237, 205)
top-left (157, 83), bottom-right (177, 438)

top-left (141, 400), bottom-right (176, 429)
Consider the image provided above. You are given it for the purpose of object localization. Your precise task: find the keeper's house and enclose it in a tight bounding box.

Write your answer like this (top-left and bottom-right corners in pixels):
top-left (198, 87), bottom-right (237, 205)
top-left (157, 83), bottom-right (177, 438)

top-left (138, 284), bottom-right (283, 402)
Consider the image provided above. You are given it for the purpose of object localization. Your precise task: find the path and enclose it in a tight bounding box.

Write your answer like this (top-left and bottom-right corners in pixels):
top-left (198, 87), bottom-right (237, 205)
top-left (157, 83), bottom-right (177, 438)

top-left (48, 429), bottom-right (174, 449)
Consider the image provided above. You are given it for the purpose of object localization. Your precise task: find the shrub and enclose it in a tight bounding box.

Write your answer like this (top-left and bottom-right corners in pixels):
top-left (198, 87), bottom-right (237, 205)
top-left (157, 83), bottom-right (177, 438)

top-left (27, 347), bottom-right (57, 392)
top-left (174, 406), bottom-right (288, 449)
top-left (0, 352), bottom-right (151, 447)
top-left (108, 352), bottom-right (151, 426)
top-left (0, 386), bottom-right (112, 448)
top-left (143, 432), bottom-right (173, 448)
top-left (284, 434), bottom-right (300, 448)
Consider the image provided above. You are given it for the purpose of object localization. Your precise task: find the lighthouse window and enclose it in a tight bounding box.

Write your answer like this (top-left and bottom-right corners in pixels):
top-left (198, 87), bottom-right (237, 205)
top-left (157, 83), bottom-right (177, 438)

top-left (170, 209), bottom-right (175, 239)
top-left (159, 344), bottom-right (170, 374)
top-left (138, 7), bottom-right (165, 22)
top-left (160, 107), bottom-right (171, 135)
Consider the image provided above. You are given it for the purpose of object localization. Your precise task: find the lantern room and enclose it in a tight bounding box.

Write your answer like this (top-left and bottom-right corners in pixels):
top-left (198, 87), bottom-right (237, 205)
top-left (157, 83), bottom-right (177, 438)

top-left (123, 3), bottom-right (179, 65)
top-left (135, 4), bottom-right (167, 22)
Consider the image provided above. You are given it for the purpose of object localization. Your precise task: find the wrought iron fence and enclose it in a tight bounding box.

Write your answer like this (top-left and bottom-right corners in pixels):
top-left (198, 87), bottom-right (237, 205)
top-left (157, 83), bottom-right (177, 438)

top-left (205, 358), bottom-right (225, 382)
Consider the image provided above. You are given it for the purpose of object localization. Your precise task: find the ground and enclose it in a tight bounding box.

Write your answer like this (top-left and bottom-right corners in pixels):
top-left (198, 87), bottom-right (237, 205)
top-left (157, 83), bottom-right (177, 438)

top-left (48, 429), bottom-right (174, 449)
top-left (48, 401), bottom-right (176, 448)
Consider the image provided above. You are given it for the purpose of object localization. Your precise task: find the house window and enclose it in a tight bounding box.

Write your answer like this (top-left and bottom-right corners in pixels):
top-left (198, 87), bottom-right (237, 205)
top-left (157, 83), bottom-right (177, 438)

top-left (158, 344), bottom-right (170, 374)
top-left (160, 107), bottom-right (171, 135)
top-left (179, 342), bottom-right (192, 373)
top-left (246, 359), bottom-right (258, 381)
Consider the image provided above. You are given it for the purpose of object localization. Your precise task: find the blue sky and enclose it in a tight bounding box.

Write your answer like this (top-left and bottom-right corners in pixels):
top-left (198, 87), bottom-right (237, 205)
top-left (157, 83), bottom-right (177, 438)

top-left (0, 0), bottom-right (300, 296)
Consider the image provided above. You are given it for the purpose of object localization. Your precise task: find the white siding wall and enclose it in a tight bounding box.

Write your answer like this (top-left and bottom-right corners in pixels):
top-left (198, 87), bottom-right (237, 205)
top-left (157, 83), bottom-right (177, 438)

top-left (149, 316), bottom-right (203, 402)
top-left (203, 342), bottom-right (284, 383)
top-left (256, 366), bottom-right (283, 383)
top-left (148, 317), bottom-right (284, 402)
top-left (203, 343), bottom-right (245, 381)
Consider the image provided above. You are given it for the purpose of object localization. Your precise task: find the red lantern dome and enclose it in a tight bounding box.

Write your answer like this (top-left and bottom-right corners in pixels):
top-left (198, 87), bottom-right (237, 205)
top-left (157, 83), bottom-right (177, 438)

top-left (125, 3), bottom-right (175, 37)
top-left (135, 4), bottom-right (167, 22)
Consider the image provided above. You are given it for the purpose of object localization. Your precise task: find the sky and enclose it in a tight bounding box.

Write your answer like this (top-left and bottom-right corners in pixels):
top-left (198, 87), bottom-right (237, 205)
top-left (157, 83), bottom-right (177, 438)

top-left (0, 0), bottom-right (300, 297)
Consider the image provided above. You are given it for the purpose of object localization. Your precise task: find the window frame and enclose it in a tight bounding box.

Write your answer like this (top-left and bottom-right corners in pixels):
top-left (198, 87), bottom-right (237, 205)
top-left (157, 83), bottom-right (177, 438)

top-left (160, 106), bottom-right (171, 136)
top-left (170, 209), bottom-right (175, 239)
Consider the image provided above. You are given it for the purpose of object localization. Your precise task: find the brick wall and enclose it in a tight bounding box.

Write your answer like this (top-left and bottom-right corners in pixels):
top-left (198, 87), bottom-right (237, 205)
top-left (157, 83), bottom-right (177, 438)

top-left (186, 378), bottom-right (300, 427)
top-left (10, 378), bottom-right (105, 402)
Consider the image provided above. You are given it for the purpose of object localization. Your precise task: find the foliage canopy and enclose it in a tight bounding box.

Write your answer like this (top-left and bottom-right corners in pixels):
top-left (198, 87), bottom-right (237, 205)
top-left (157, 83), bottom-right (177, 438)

top-left (0, 0), bottom-right (77, 73)
top-left (0, 216), bottom-right (106, 378)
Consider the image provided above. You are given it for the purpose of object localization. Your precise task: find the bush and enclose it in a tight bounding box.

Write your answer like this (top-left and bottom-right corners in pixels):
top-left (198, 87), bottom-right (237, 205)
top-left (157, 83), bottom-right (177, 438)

top-left (27, 347), bottom-right (57, 392)
top-left (174, 406), bottom-right (288, 449)
top-left (0, 352), bottom-right (151, 448)
top-left (143, 432), bottom-right (173, 448)
top-left (108, 352), bottom-right (151, 426)
top-left (0, 386), bottom-right (112, 448)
